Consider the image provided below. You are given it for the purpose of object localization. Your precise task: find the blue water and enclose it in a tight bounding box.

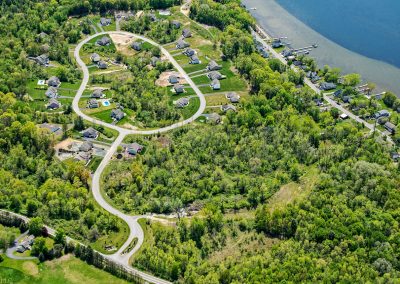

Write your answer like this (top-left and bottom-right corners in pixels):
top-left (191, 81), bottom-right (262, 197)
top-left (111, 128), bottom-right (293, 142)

top-left (276, 0), bottom-right (400, 68)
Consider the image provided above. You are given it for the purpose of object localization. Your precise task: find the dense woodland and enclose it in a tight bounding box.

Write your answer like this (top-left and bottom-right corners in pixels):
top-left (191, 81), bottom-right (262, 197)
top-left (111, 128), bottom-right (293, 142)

top-left (1, 0), bottom-right (400, 283)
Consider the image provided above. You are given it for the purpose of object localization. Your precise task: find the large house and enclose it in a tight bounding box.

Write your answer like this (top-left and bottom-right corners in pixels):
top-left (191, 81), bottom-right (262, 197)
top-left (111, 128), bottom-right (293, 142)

top-left (35, 54), bottom-right (49, 66)
top-left (384, 121), bottom-right (396, 135)
top-left (169, 75), bottom-right (179, 84)
top-left (91, 53), bottom-right (101, 63)
top-left (79, 141), bottom-right (93, 152)
top-left (183, 48), bottom-right (196, 56)
top-left (131, 41), bottom-right (142, 51)
top-left (82, 127), bottom-right (99, 139)
top-left (375, 109), bottom-right (390, 119)
top-left (87, 98), bottom-right (99, 109)
top-left (176, 39), bottom-right (190, 49)
top-left (111, 109), bottom-right (124, 121)
top-left (182, 28), bottom-right (192, 38)
top-left (210, 79), bottom-right (220, 90)
top-left (176, 97), bottom-right (189, 108)
top-left (207, 71), bottom-right (223, 80)
top-left (45, 86), bottom-right (58, 98)
top-left (100, 18), bottom-right (112, 26)
top-left (189, 55), bottom-right (200, 64)
top-left (97, 60), bottom-right (108, 69)
top-left (97, 36), bottom-right (111, 46)
top-left (221, 104), bottom-right (237, 112)
top-left (207, 60), bottom-right (222, 71)
top-left (174, 84), bottom-right (184, 94)
top-left (126, 143), bottom-right (143, 155)
top-left (319, 82), bottom-right (337, 91)
top-left (171, 20), bottom-right (181, 29)
top-left (47, 76), bottom-right (61, 87)
top-left (226, 92), bottom-right (240, 103)
top-left (92, 89), bottom-right (104, 98)
top-left (47, 98), bottom-right (60, 109)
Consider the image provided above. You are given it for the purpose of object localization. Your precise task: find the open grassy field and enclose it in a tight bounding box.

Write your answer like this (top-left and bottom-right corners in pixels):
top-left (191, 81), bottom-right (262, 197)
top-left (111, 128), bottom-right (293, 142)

top-left (90, 220), bottom-right (129, 255)
top-left (0, 254), bottom-right (129, 284)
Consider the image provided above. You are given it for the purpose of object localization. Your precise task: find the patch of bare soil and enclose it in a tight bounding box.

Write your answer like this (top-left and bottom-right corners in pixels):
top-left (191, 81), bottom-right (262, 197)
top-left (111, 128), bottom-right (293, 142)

top-left (110, 34), bottom-right (136, 56)
top-left (155, 71), bottom-right (186, 87)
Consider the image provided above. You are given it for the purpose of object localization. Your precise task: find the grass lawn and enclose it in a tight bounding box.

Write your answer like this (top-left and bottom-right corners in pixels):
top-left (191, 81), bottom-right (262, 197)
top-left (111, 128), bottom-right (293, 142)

top-left (180, 97), bottom-right (200, 120)
top-left (0, 254), bottom-right (129, 284)
top-left (90, 220), bottom-right (130, 255)
top-left (87, 156), bottom-right (102, 172)
top-left (91, 109), bottom-right (114, 123)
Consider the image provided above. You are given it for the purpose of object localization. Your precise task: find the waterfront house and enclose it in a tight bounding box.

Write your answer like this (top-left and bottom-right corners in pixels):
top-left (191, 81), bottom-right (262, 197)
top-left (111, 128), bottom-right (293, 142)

top-left (210, 79), bottom-right (220, 90)
top-left (47, 98), bottom-right (60, 109)
top-left (176, 39), bottom-right (190, 49)
top-left (169, 75), bottom-right (179, 84)
top-left (182, 28), bottom-right (192, 38)
top-left (47, 76), bottom-right (61, 87)
top-left (97, 36), bottom-right (111, 46)
top-left (87, 98), bottom-right (99, 109)
top-left (207, 60), bottom-right (222, 71)
top-left (100, 18), bottom-right (112, 26)
top-left (92, 89), bottom-right (104, 98)
top-left (272, 39), bottom-right (283, 48)
top-left (176, 97), bottom-right (189, 108)
top-left (97, 60), bottom-right (108, 69)
top-left (45, 86), bottom-right (58, 98)
top-left (226, 92), bottom-right (240, 103)
top-left (384, 121), bottom-right (396, 134)
top-left (174, 84), bottom-right (184, 94)
top-left (221, 104), bottom-right (237, 112)
top-left (189, 55), bottom-right (200, 64)
top-left (82, 127), bottom-right (99, 139)
top-left (207, 71), bottom-right (223, 80)
top-left (131, 41), bottom-right (142, 51)
top-left (91, 53), bottom-right (101, 63)
top-left (111, 109), bottom-right (124, 121)
top-left (319, 82), bottom-right (337, 91)
top-left (282, 49), bottom-right (293, 57)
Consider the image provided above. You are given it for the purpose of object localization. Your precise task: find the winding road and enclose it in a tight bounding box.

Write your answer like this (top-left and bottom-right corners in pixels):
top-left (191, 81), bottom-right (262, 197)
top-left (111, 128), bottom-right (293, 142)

top-left (73, 31), bottom-right (206, 284)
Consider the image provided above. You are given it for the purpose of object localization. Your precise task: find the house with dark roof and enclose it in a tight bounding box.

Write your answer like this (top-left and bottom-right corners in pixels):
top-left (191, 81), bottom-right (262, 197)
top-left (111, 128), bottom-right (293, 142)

top-left (97, 61), bottom-right (108, 69)
top-left (342, 96), bottom-right (352, 104)
top-left (131, 41), bottom-right (142, 51)
top-left (111, 109), bottom-right (124, 121)
top-left (182, 28), bottom-right (192, 38)
top-left (207, 60), bottom-right (222, 71)
top-left (272, 40), bottom-right (283, 48)
top-left (226, 92), bottom-right (240, 103)
top-left (149, 13), bottom-right (157, 22)
top-left (375, 109), bottom-right (390, 119)
top-left (257, 46), bottom-right (269, 58)
top-left (92, 89), bottom-right (104, 98)
top-left (82, 127), bottom-right (99, 139)
top-left (97, 36), bottom-right (111, 46)
top-left (100, 18), bottom-right (112, 26)
top-left (174, 84), bottom-right (184, 94)
top-left (208, 113), bottom-right (221, 124)
top-left (281, 49), bottom-right (293, 57)
top-left (210, 79), bottom-right (220, 90)
top-left (176, 97), bottom-right (189, 108)
top-left (207, 71), bottom-right (223, 80)
top-left (35, 54), bottom-right (49, 66)
top-left (169, 75), bottom-right (179, 84)
top-left (150, 56), bottom-right (161, 67)
top-left (87, 98), bottom-right (99, 109)
top-left (391, 152), bottom-right (400, 161)
top-left (384, 121), bottom-right (396, 134)
top-left (79, 141), bottom-right (93, 152)
top-left (47, 76), bottom-right (60, 87)
top-left (176, 39), bottom-right (190, 49)
top-left (47, 98), bottom-right (60, 109)
top-left (189, 55), bottom-right (200, 64)
top-left (171, 20), bottom-right (181, 29)
top-left (126, 143), bottom-right (143, 155)
top-left (221, 104), bottom-right (237, 112)
top-left (45, 86), bottom-right (58, 98)
top-left (91, 53), bottom-right (101, 63)
top-left (183, 48), bottom-right (196, 56)
top-left (319, 82), bottom-right (337, 91)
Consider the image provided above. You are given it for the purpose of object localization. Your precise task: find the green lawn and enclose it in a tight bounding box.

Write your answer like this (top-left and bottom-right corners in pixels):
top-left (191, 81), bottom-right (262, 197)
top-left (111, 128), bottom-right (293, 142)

top-left (90, 220), bottom-right (129, 255)
top-left (180, 97), bottom-right (200, 120)
top-left (91, 109), bottom-right (114, 123)
top-left (0, 255), bottom-right (129, 284)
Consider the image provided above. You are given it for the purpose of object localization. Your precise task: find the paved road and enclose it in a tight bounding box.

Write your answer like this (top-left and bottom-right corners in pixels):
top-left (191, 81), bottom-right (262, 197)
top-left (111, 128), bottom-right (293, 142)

top-left (72, 31), bottom-right (207, 284)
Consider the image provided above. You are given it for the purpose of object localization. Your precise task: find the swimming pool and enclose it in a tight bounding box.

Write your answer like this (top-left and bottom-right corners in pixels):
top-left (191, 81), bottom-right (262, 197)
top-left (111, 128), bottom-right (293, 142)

top-left (102, 100), bottom-right (110, 107)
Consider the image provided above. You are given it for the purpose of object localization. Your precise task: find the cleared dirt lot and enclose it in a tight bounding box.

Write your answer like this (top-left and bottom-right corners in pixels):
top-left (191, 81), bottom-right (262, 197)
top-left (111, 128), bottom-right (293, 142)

top-left (110, 33), bottom-right (136, 56)
top-left (155, 71), bottom-right (187, 87)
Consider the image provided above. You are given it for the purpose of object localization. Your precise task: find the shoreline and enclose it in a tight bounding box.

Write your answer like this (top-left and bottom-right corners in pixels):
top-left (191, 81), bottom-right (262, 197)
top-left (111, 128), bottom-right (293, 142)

top-left (242, 0), bottom-right (400, 96)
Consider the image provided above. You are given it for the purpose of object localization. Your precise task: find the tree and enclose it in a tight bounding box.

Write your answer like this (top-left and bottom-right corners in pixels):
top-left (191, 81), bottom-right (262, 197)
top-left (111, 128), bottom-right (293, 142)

top-left (55, 230), bottom-right (66, 245)
top-left (31, 237), bottom-right (48, 257)
top-left (29, 217), bottom-right (43, 236)
top-left (383, 92), bottom-right (397, 108)
top-left (342, 73), bottom-right (361, 87)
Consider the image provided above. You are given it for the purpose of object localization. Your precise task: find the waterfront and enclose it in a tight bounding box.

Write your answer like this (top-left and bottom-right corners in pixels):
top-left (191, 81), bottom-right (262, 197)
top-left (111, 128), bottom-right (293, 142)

top-left (242, 0), bottom-right (400, 94)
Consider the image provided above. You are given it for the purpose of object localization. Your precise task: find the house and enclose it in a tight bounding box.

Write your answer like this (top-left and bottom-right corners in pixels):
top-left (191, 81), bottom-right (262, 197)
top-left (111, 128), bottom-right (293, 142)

top-left (207, 60), bottom-right (222, 71)
top-left (221, 104), bottom-right (237, 112)
top-left (342, 96), bottom-right (352, 103)
top-left (149, 13), bottom-right (157, 22)
top-left (47, 98), bottom-right (60, 109)
top-left (207, 71), bottom-right (222, 80)
top-left (87, 98), bottom-right (99, 109)
top-left (97, 36), bottom-right (111, 46)
top-left (375, 109), bottom-right (390, 119)
top-left (131, 41), bottom-right (142, 51)
top-left (111, 109), bottom-right (124, 121)
top-left (91, 53), bottom-right (101, 63)
top-left (384, 121), bottom-right (396, 134)
top-left (79, 141), bottom-right (93, 152)
top-left (174, 84), bottom-right (184, 94)
top-left (39, 123), bottom-right (61, 135)
top-left (257, 46), bottom-right (269, 58)
top-left (189, 55), bottom-right (200, 64)
top-left (150, 56), bottom-right (161, 67)
top-left (313, 98), bottom-right (324, 106)
top-left (92, 89), bottom-right (104, 98)
top-left (208, 113), bottom-right (221, 124)
top-left (183, 48), bottom-right (196, 56)
top-left (226, 92), bottom-right (240, 103)
top-left (340, 113), bottom-right (349, 120)
top-left (210, 79), bottom-right (220, 90)
top-left (176, 97), bottom-right (189, 108)
top-left (169, 75), bottom-right (179, 84)
top-left (281, 49), bottom-right (293, 57)
top-left (47, 76), bottom-right (60, 87)
top-left (272, 39), bottom-right (283, 48)
top-left (171, 20), bottom-right (181, 29)
top-left (319, 82), bottom-right (337, 91)
top-left (182, 28), bottom-right (192, 38)
top-left (45, 86), bottom-right (58, 98)
top-left (391, 152), bottom-right (400, 162)
top-left (97, 61), bottom-right (108, 69)
top-left (126, 143), bottom-right (143, 155)
top-left (82, 127), bottom-right (98, 139)
top-left (334, 89), bottom-right (343, 97)
top-left (100, 18), bottom-right (112, 26)
top-left (176, 39), bottom-right (190, 49)
top-left (35, 54), bottom-right (49, 66)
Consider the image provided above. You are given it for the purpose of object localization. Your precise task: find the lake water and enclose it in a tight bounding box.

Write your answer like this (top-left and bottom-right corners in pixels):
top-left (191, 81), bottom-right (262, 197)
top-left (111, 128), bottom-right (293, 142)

top-left (242, 0), bottom-right (400, 95)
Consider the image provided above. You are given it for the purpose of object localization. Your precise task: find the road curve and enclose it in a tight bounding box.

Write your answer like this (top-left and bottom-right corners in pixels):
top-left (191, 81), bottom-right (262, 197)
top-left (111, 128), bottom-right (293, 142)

top-left (72, 31), bottom-right (207, 284)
